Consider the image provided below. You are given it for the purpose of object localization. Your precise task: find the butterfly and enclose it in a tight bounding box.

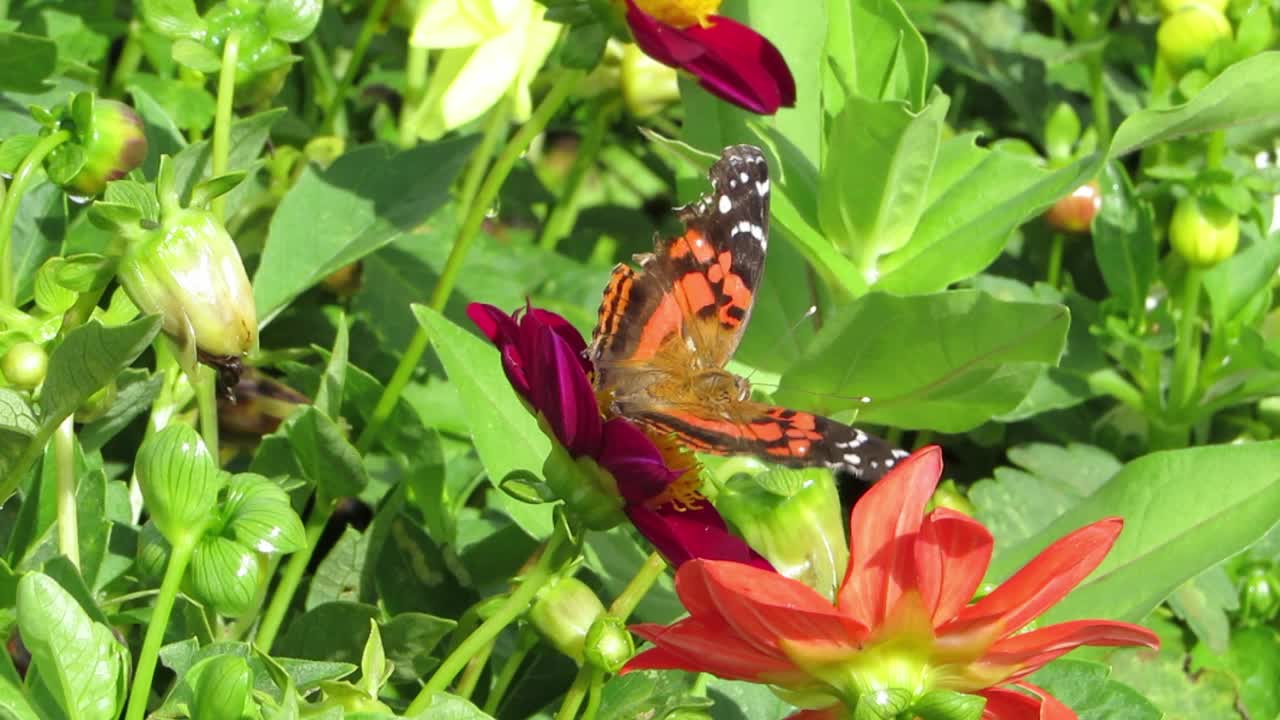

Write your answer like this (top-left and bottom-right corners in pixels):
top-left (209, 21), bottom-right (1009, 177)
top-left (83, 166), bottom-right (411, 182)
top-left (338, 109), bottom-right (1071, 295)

top-left (590, 144), bottom-right (907, 481)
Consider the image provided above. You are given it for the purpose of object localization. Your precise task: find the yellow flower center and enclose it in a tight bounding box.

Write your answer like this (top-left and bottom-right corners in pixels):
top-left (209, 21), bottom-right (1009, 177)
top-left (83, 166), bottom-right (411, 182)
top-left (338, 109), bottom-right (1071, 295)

top-left (632, 0), bottom-right (721, 28)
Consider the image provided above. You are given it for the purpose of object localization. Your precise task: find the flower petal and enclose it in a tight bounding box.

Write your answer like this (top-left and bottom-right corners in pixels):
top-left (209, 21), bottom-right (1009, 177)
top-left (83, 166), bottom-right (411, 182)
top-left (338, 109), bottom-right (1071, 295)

top-left (948, 518), bottom-right (1123, 638)
top-left (982, 620), bottom-right (1159, 682)
top-left (624, 0), bottom-right (796, 114)
top-left (599, 418), bottom-right (678, 504)
top-left (686, 560), bottom-right (867, 657)
top-left (1015, 682), bottom-right (1078, 720)
top-left (529, 324), bottom-right (603, 457)
top-left (979, 687), bottom-right (1050, 720)
top-left (838, 446), bottom-right (943, 629)
top-left (468, 303), bottom-right (533, 397)
top-left (916, 508), bottom-right (994, 627)
top-left (626, 503), bottom-right (773, 570)
top-left (525, 305), bottom-right (592, 375)
top-left (626, 616), bottom-right (807, 682)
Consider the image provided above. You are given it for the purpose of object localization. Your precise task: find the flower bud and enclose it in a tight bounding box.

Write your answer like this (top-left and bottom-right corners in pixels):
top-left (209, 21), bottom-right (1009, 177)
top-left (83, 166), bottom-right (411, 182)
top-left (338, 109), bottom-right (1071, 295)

top-left (1044, 180), bottom-right (1102, 234)
top-left (621, 43), bottom-right (680, 118)
top-left (1157, 3), bottom-right (1232, 74)
top-left (584, 616), bottom-right (634, 673)
top-left (1237, 563), bottom-right (1280, 626)
top-left (926, 480), bottom-right (976, 516)
top-left (715, 468), bottom-right (848, 601)
top-left (61, 99), bottom-right (148, 197)
top-left (1, 341), bottom-right (48, 390)
top-left (116, 205), bottom-right (257, 365)
top-left (1169, 195), bottom-right (1238, 268)
top-left (529, 576), bottom-right (607, 663)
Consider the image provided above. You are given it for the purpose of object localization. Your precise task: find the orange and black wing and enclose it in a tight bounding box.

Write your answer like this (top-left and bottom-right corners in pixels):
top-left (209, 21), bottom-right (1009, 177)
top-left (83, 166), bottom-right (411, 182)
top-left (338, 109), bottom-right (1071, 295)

top-left (625, 403), bottom-right (909, 482)
top-left (591, 144), bottom-right (770, 376)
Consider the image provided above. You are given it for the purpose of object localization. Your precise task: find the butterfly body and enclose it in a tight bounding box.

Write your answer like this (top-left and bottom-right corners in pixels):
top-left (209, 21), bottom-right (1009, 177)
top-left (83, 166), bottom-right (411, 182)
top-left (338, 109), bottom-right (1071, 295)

top-left (591, 145), bottom-right (907, 481)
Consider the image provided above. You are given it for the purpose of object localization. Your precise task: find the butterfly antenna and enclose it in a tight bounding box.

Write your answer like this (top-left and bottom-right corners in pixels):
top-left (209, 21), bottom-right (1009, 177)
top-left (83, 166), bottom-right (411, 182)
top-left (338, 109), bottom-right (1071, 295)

top-left (741, 305), bottom-right (818, 385)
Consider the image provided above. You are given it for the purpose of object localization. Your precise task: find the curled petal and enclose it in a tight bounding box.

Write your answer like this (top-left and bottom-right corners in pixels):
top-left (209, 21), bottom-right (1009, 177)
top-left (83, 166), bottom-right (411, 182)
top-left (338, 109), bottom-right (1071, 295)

top-left (1014, 682), bottom-right (1077, 720)
top-left (599, 418), bottom-right (678, 503)
top-left (949, 518), bottom-right (1123, 639)
top-left (626, 504), bottom-right (772, 570)
top-left (979, 687), bottom-right (1049, 720)
top-left (529, 326), bottom-right (602, 456)
top-left (983, 620), bottom-right (1159, 682)
top-left (685, 560), bottom-right (866, 656)
top-left (524, 305), bottom-right (592, 375)
top-left (468, 303), bottom-right (532, 397)
top-left (625, 0), bottom-right (796, 114)
top-left (838, 446), bottom-right (943, 629)
top-left (916, 508), bottom-right (994, 627)
top-left (626, 616), bottom-right (806, 682)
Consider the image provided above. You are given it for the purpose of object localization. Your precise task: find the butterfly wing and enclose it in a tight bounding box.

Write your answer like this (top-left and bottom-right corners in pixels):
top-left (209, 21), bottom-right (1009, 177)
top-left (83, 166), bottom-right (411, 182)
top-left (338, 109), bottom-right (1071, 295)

top-left (624, 402), bottom-right (909, 482)
top-left (591, 144), bottom-right (770, 381)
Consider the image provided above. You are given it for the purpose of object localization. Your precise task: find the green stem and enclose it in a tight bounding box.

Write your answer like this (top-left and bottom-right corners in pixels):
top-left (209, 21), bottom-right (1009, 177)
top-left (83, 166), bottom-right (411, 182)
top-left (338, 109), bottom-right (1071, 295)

top-left (324, 0), bottom-right (392, 133)
top-left (1171, 267), bottom-right (1203, 415)
top-left (406, 530), bottom-right (568, 714)
top-left (1046, 233), bottom-right (1066, 289)
top-left (555, 667), bottom-right (594, 720)
top-left (124, 536), bottom-right (199, 720)
top-left (109, 21), bottom-right (145, 97)
top-left (456, 97), bottom-right (512, 221)
top-left (54, 416), bottom-right (79, 567)
top-left (356, 69), bottom-right (583, 453)
top-left (608, 551), bottom-right (665, 619)
top-left (538, 100), bottom-right (617, 251)
top-left (1206, 130), bottom-right (1227, 169)
top-left (0, 130), bottom-right (71, 305)
top-left (1087, 368), bottom-right (1145, 413)
top-left (303, 36), bottom-right (337, 129)
top-left (211, 28), bottom-right (242, 221)
top-left (195, 364), bottom-right (219, 461)
top-left (455, 638), bottom-right (495, 700)
top-left (398, 43), bottom-right (431, 149)
top-left (254, 498), bottom-right (334, 651)
top-left (1086, 49), bottom-right (1111, 146)
top-left (482, 628), bottom-right (539, 716)
top-left (581, 670), bottom-right (605, 720)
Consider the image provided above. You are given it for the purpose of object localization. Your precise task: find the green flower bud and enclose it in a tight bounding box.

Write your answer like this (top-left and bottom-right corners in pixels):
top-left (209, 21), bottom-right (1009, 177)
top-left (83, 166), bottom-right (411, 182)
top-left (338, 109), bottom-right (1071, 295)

top-left (530, 576), bottom-right (607, 663)
top-left (1157, 3), bottom-right (1233, 74)
top-left (715, 468), bottom-right (849, 601)
top-left (191, 655), bottom-right (254, 720)
top-left (116, 205), bottom-right (256, 362)
top-left (1044, 180), bottom-right (1102, 234)
top-left (54, 98), bottom-right (149, 197)
top-left (135, 424), bottom-right (226, 545)
top-left (1170, 195), bottom-right (1239, 268)
top-left (584, 616), bottom-right (634, 673)
top-left (926, 479), bottom-right (976, 516)
top-left (187, 535), bottom-right (262, 616)
top-left (136, 521), bottom-right (171, 581)
top-left (1, 341), bottom-right (48, 390)
top-left (1237, 563), bottom-right (1280, 626)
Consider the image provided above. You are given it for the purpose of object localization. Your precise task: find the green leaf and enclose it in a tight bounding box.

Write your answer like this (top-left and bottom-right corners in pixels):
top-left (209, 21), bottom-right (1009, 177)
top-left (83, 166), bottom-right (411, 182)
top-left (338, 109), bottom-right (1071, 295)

top-left (357, 620), bottom-right (387, 697)
top-left (1168, 565), bottom-right (1237, 654)
top-left (188, 536), bottom-right (260, 615)
top-left (818, 96), bottom-right (947, 269)
top-left (1029, 659), bottom-right (1162, 720)
top-left (1190, 626), bottom-right (1280, 720)
top-left (1111, 642), bottom-right (1239, 719)
top-left (596, 671), bottom-right (708, 720)
top-left (78, 369), bottom-right (164, 452)
top-left (0, 134), bottom-right (38, 174)
top-left (16, 572), bottom-right (123, 720)
top-left (991, 442), bottom-right (1280, 624)
top-left (0, 33), bottom-right (57, 92)
top-left (776, 291), bottom-right (1070, 432)
top-left (825, 0), bottom-right (929, 109)
top-left (1203, 228), bottom-right (1280, 327)
top-left (255, 139), bottom-right (475, 324)
top-left (39, 317), bottom-right (161, 431)
top-left (135, 423), bottom-right (225, 544)
top-left (170, 38), bottom-right (221, 71)
top-left (282, 406), bottom-right (369, 501)
top-left (306, 526), bottom-right (366, 610)
top-left (170, 108), bottom-right (283, 218)
top-left (263, 0), bottom-right (322, 42)
top-left (278, 602), bottom-right (381, 665)
top-left (413, 305), bottom-right (554, 540)
top-left (222, 473), bottom-right (306, 555)
top-left (315, 313), bottom-right (348, 420)
top-left (404, 693), bottom-right (494, 720)
top-left (140, 0), bottom-right (205, 37)
top-left (191, 655), bottom-right (254, 720)
top-left (1092, 161), bottom-right (1157, 321)
top-left (381, 612), bottom-right (455, 682)
top-left (0, 388), bottom-right (38, 478)
top-left (1110, 52), bottom-right (1280, 157)
top-left (0, 658), bottom-right (40, 720)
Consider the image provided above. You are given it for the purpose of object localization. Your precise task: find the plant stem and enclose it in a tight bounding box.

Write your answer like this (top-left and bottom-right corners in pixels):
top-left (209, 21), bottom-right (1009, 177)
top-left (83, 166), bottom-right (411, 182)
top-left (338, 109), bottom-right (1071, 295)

top-left (0, 130), bottom-right (71, 305)
top-left (581, 670), bottom-right (605, 720)
top-left (54, 416), bottom-right (79, 568)
top-left (1046, 233), bottom-right (1066, 289)
top-left (406, 530), bottom-right (568, 714)
top-left (124, 535), bottom-right (199, 720)
top-left (555, 667), bottom-right (595, 720)
top-left (195, 364), bottom-right (219, 460)
top-left (1087, 368), bottom-right (1145, 413)
top-left (254, 498), bottom-right (335, 650)
top-left (482, 628), bottom-right (539, 716)
top-left (303, 36), bottom-right (337, 129)
top-left (455, 638), bottom-right (495, 699)
top-left (538, 100), bottom-right (616, 250)
top-left (1086, 48), bottom-right (1111, 146)
top-left (109, 20), bottom-right (145, 97)
top-left (1205, 130), bottom-right (1227, 169)
top-left (356, 69), bottom-right (583, 452)
top-left (398, 44), bottom-right (431, 149)
top-left (211, 28), bottom-right (241, 221)
top-left (1171, 267), bottom-right (1203, 415)
top-left (608, 551), bottom-right (666, 618)
top-left (324, 0), bottom-right (391, 133)
top-left (456, 97), bottom-right (512, 221)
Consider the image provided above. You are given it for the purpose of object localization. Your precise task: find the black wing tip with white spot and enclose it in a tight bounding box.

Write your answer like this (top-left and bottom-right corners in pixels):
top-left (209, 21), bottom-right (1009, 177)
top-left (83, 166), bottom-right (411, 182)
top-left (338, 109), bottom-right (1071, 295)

top-left (821, 425), bottom-right (911, 484)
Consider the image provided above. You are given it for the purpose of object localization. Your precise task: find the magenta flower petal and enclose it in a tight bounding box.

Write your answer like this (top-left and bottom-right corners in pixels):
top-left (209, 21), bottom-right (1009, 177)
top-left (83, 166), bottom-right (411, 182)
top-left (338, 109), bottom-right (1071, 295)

top-left (624, 0), bottom-right (796, 115)
top-left (468, 303), bottom-right (532, 397)
top-left (529, 324), bottom-right (603, 457)
top-left (525, 306), bottom-right (593, 377)
top-left (599, 418), bottom-right (679, 504)
top-left (627, 503), bottom-right (774, 571)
